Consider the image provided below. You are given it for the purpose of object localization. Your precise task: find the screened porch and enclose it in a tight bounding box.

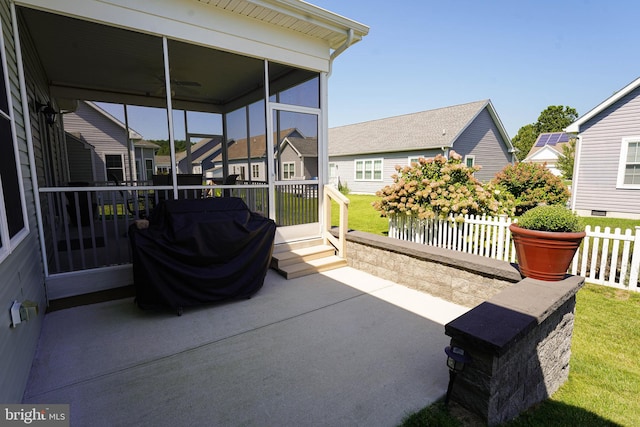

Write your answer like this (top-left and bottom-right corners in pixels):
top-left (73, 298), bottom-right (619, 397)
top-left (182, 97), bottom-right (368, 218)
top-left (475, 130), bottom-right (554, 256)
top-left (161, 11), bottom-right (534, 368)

top-left (17, 5), bottom-right (334, 298)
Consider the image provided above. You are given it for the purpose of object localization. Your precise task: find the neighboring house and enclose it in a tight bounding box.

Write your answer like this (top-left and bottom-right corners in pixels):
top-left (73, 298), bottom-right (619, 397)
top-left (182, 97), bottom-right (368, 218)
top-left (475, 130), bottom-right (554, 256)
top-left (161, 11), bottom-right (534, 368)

top-left (0, 0), bottom-right (366, 403)
top-left (176, 135), bottom-right (224, 175)
top-left (216, 129), bottom-right (312, 182)
top-left (328, 99), bottom-right (516, 194)
top-left (565, 76), bottom-right (640, 219)
top-left (279, 133), bottom-right (318, 180)
top-left (523, 132), bottom-right (572, 176)
top-left (64, 101), bottom-right (155, 183)
top-left (155, 155), bottom-right (171, 175)
top-left (134, 139), bottom-right (161, 182)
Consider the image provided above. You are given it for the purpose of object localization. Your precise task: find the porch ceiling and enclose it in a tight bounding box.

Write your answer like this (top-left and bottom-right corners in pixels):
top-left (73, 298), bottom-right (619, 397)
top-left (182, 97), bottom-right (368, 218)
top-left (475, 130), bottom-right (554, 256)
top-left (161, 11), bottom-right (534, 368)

top-left (18, 6), bottom-right (312, 113)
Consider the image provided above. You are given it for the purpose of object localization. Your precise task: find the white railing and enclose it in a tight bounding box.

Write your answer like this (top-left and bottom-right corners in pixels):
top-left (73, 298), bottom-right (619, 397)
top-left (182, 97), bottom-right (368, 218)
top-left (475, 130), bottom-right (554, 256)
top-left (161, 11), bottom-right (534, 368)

top-left (389, 215), bottom-right (640, 292)
top-left (323, 185), bottom-right (349, 258)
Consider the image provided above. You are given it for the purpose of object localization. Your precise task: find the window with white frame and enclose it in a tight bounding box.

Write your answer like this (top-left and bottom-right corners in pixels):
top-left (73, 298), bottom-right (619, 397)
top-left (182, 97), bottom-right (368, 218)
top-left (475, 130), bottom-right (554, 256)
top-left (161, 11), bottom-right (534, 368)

top-left (465, 155), bottom-right (475, 168)
top-left (329, 162), bottom-right (338, 179)
top-left (618, 138), bottom-right (640, 188)
top-left (408, 156), bottom-right (424, 166)
top-left (252, 164), bottom-right (260, 179)
top-left (283, 162), bottom-right (295, 180)
top-left (0, 25), bottom-right (27, 261)
top-left (105, 154), bottom-right (124, 182)
top-left (145, 159), bottom-right (154, 181)
top-left (355, 159), bottom-right (383, 181)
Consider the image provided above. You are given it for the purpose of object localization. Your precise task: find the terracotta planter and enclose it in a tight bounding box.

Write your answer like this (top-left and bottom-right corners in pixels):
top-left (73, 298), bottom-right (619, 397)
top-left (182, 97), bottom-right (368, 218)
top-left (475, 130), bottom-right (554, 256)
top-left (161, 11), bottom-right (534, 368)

top-left (509, 224), bottom-right (585, 281)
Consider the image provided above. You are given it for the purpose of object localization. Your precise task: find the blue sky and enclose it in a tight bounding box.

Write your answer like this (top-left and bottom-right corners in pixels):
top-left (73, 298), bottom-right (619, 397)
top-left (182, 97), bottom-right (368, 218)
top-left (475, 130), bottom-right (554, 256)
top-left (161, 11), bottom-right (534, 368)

top-left (314, 0), bottom-right (638, 137)
top-left (101, 1), bottom-right (639, 140)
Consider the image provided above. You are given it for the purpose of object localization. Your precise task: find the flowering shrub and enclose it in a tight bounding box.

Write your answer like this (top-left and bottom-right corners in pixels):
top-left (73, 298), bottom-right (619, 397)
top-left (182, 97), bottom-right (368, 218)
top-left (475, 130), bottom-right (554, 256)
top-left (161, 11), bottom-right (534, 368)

top-left (492, 162), bottom-right (570, 215)
top-left (372, 151), bottom-right (515, 220)
top-left (517, 204), bottom-right (583, 232)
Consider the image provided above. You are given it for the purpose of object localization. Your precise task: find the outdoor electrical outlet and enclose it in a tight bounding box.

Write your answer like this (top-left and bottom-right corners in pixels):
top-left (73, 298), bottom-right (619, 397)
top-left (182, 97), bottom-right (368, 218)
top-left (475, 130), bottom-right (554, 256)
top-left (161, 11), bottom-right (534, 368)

top-left (10, 300), bottom-right (21, 327)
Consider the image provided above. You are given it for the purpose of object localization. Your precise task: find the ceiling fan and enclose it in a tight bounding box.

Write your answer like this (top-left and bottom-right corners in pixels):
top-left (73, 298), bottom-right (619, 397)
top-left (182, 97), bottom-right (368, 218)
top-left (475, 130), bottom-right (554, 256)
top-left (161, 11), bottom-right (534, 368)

top-left (153, 74), bottom-right (201, 97)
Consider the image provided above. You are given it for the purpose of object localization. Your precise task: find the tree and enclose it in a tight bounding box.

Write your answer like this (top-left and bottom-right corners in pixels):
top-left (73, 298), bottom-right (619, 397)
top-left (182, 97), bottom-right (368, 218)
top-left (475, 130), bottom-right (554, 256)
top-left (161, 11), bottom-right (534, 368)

top-left (512, 124), bottom-right (537, 161)
top-left (556, 137), bottom-right (576, 180)
top-left (511, 105), bottom-right (579, 161)
top-left (535, 105), bottom-right (578, 134)
top-left (150, 139), bottom-right (187, 155)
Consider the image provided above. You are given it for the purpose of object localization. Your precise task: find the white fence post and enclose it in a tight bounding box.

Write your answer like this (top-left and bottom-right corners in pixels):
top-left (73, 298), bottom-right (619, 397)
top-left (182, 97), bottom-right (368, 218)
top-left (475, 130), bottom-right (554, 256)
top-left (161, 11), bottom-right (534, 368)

top-left (629, 226), bottom-right (640, 290)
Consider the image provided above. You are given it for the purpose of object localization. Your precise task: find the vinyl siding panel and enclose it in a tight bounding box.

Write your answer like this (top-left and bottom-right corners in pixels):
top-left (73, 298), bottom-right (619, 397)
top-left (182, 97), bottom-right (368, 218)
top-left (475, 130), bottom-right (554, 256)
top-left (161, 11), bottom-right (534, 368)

top-left (63, 102), bottom-right (131, 182)
top-left (0, 0), bottom-right (47, 403)
top-left (330, 149), bottom-right (441, 194)
top-left (574, 88), bottom-right (640, 216)
top-left (452, 108), bottom-right (512, 182)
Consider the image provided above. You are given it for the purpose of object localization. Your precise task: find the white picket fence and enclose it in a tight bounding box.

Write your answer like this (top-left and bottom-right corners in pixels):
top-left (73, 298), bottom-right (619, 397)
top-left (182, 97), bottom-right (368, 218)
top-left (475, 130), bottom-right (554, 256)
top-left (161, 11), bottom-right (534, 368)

top-left (388, 214), bottom-right (640, 292)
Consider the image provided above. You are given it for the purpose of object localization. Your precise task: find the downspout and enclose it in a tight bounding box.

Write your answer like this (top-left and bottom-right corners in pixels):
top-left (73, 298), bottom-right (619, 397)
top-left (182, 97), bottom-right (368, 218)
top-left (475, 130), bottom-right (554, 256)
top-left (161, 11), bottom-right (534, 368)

top-left (11, 3), bottom-right (49, 278)
top-left (570, 135), bottom-right (582, 212)
top-left (328, 28), bottom-right (354, 78)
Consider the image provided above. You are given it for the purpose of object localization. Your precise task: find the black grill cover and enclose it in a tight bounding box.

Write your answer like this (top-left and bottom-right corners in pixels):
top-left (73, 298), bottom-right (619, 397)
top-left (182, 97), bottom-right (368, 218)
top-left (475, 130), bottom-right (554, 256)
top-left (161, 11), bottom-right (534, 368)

top-left (130, 197), bottom-right (276, 311)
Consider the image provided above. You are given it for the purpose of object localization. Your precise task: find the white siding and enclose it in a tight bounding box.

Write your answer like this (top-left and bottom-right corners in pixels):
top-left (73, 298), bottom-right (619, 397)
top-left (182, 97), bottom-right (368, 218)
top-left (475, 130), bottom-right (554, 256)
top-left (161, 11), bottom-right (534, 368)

top-left (64, 102), bottom-right (131, 182)
top-left (330, 149), bottom-right (441, 194)
top-left (574, 88), bottom-right (640, 216)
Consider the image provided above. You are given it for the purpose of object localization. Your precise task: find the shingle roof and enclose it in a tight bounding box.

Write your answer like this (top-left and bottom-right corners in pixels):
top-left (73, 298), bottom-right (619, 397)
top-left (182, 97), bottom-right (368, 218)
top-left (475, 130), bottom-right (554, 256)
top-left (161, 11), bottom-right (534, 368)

top-left (328, 100), bottom-right (493, 156)
top-left (284, 137), bottom-right (318, 157)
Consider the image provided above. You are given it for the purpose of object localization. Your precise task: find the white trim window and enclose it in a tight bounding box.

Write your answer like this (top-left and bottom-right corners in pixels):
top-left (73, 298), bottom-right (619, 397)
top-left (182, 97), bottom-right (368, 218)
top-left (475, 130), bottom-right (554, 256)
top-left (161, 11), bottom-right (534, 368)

top-left (617, 137), bottom-right (640, 188)
top-left (0, 22), bottom-right (27, 263)
top-left (408, 156), bottom-right (425, 166)
top-left (105, 153), bottom-right (125, 182)
top-left (355, 159), bottom-right (383, 181)
top-left (252, 164), bottom-right (260, 179)
top-left (465, 155), bottom-right (475, 168)
top-left (283, 162), bottom-right (295, 180)
top-left (329, 162), bottom-right (338, 179)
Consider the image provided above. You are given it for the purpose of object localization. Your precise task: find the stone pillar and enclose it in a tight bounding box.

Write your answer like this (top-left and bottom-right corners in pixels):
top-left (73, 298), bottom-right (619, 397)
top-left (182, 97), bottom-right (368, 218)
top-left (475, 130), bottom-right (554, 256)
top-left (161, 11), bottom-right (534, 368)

top-left (444, 276), bottom-right (584, 425)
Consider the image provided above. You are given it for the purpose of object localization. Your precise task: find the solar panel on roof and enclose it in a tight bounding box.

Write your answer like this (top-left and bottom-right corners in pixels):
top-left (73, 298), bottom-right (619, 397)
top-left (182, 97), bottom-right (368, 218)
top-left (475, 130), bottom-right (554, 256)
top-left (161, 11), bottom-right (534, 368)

top-left (548, 133), bottom-right (561, 145)
top-left (535, 134), bottom-right (549, 147)
top-left (535, 132), bottom-right (569, 147)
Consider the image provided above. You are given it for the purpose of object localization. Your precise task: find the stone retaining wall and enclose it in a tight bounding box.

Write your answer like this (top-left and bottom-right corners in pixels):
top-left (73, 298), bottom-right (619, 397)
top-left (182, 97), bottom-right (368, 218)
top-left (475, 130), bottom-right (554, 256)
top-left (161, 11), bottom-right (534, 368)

top-left (343, 230), bottom-right (584, 425)
top-left (344, 230), bottom-right (522, 307)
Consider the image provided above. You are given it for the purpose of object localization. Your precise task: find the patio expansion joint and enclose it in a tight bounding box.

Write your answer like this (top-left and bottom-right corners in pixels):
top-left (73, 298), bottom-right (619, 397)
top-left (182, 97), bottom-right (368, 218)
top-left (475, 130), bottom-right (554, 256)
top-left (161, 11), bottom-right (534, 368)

top-left (25, 285), bottom-right (394, 401)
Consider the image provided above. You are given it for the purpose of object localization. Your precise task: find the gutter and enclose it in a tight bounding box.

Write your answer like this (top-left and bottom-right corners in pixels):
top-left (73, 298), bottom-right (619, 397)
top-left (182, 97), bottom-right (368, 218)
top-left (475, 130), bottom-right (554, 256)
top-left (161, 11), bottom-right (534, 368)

top-left (328, 28), bottom-right (354, 77)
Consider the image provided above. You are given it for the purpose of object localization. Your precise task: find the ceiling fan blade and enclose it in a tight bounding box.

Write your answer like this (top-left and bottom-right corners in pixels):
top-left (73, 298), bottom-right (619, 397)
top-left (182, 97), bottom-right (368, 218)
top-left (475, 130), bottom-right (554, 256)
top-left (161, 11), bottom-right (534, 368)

top-left (172, 80), bottom-right (201, 87)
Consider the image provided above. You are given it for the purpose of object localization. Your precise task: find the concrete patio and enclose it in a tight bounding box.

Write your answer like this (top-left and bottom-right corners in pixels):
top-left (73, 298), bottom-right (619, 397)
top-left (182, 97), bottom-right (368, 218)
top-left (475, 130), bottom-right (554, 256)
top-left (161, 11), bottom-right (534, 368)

top-left (23, 267), bottom-right (468, 426)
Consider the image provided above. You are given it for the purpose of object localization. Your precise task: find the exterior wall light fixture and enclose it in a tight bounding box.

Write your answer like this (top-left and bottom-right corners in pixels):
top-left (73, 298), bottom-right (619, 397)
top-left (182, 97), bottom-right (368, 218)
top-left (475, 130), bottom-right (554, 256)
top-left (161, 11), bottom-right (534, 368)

top-left (35, 100), bottom-right (57, 126)
top-left (444, 345), bottom-right (471, 406)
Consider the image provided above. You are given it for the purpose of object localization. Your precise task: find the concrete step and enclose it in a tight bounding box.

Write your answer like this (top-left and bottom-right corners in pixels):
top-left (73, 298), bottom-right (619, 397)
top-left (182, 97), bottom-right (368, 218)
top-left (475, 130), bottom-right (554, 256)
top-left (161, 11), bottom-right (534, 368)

top-left (271, 244), bottom-right (336, 268)
top-left (274, 255), bottom-right (348, 280)
top-left (272, 238), bottom-right (325, 254)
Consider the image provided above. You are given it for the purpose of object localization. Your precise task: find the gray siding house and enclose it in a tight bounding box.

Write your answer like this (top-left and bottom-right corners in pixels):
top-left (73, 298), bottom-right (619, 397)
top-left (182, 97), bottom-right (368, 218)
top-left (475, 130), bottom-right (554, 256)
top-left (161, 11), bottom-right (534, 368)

top-left (63, 101), bottom-right (151, 183)
top-left (328, 100), bottom-right (516, 194)
top-left (523, 132), bottom-right (572, 177)
top-left (565, 76), bottom-right (640, 219)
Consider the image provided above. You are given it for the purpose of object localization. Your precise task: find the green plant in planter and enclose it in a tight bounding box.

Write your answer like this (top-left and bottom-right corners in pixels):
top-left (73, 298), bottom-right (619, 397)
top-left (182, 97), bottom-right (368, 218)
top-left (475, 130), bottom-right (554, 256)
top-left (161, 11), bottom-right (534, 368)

top-left (517, 204), bottom-right (584, 233)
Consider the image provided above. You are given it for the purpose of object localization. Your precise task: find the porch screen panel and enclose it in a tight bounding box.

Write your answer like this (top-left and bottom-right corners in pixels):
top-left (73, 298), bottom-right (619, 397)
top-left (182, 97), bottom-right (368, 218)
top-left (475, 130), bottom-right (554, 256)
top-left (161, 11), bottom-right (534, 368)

top-left (273, 110), bottom-right (318, 226)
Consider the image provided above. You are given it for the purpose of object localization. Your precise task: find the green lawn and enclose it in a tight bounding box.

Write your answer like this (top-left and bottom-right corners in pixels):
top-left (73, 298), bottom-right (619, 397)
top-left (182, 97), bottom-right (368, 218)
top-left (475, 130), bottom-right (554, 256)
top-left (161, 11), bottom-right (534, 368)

top-left (330, 194), bottom-right (389, 235)
top-left (400, 284), bottom-right (640, 427)
top-left (336, 194), bottom-right (640, 426)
